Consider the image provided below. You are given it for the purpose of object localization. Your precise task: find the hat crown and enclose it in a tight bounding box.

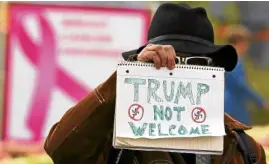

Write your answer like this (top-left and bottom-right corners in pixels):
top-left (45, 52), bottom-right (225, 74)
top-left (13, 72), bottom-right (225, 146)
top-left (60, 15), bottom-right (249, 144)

top-left (148, 3), bottom-right (214, 43)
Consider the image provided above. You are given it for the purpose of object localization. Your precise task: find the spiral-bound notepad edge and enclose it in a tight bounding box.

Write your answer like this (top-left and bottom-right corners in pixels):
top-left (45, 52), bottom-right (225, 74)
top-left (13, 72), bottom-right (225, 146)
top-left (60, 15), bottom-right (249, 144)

top-left (118, 60), bottom-right (224, 71)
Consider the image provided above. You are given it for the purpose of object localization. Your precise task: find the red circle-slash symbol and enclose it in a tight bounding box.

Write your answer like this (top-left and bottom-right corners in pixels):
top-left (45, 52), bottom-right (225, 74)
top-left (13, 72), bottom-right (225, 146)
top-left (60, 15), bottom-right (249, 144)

top-left (128, 104), bottom-right (144, 121)
top-left (191, 107), bottom-right (206, 123)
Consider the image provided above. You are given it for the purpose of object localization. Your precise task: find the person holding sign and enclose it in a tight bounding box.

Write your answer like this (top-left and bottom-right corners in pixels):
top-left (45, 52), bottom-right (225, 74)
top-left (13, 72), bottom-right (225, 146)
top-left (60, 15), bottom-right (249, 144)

top-left (44, 3), bottom-right (267, 164)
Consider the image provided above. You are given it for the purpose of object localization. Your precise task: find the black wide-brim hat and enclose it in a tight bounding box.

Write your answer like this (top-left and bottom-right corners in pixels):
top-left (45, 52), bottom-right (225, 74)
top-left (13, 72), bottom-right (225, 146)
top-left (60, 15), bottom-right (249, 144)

top-left (122, 3), bottom-right (238, 72)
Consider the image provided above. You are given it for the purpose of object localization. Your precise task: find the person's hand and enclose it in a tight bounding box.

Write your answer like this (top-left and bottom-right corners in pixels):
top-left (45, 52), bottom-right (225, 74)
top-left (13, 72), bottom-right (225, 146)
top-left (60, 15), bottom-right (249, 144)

top-left (137, 44), bottom-right (176, 70)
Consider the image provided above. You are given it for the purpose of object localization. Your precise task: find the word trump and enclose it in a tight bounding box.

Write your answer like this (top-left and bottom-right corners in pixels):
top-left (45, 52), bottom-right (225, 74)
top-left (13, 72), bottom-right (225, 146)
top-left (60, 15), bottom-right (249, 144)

top-left (124, 78), bottom-right (210, 105)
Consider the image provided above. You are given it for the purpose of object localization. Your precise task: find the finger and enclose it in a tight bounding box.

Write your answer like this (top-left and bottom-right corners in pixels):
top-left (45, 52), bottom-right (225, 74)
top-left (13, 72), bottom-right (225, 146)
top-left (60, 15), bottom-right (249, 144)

top-left (137, 44), bottom-right (154, 61)
top-left (139, 50), bottom-right (157, 62)
top-left (167, 51), bottom-right (175, 70)
top-left (159, 47), bottom-right (168, 67)
top-left (164, 45), bottom-right (176, 70)
top-left (138, 49), bottom-right (153, 62)
top-left (142, 48), bottom-right (162, 68)
top-left (145, 44), bottom-right (161, 51)
top-left (146, 45), bottom-right (167, 67)
top-left (140, 50), bottom-right (162, 70)
top-left (146, 44), bottom-right (154, 48)
top-left (172, 46), bottom-right (176, 58)
top-left (152, 53), bottom-right (161, 69)
top-left (165, 45), bottom-right (176, 58)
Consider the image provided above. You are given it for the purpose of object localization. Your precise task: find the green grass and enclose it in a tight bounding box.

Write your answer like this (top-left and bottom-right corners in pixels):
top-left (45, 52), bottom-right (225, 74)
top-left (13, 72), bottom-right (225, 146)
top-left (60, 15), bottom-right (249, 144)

top-left (244, 58), bottom-right (269, 126)
top-left (246, 60), bottom-right (269, 163)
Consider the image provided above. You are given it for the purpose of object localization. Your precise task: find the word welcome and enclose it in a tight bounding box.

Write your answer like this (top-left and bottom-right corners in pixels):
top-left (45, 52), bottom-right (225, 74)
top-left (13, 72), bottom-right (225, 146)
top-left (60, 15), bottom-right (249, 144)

top-left (128, 122), bottom-right (210, 137)
top-left (125, 78), bottom-right (210, 105)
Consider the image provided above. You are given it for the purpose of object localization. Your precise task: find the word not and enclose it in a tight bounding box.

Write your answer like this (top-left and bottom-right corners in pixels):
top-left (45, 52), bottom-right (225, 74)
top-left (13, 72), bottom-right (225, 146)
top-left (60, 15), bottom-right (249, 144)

top-left (128, 122), bottom-right (211, 137)
top-left (124, 78), bottom-right (210, 105)
top-left (153, 105), bottom-right (185, 122)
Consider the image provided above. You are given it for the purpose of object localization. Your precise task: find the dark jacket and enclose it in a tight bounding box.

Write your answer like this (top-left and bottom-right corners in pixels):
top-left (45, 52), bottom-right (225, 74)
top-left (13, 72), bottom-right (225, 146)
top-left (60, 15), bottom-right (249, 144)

top-left (43, 71), bottom-right (267, 164)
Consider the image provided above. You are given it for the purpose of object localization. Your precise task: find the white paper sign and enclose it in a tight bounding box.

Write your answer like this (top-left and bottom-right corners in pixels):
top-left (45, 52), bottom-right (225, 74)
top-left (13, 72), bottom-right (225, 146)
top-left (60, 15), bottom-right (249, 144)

top-left (115, 61), bottom-right (226, 139)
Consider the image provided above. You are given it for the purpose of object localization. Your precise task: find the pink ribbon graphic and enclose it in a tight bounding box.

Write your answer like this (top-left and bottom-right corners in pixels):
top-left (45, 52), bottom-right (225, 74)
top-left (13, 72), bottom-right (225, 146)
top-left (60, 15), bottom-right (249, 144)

top-left (11, 12), bottom-right (90, 141)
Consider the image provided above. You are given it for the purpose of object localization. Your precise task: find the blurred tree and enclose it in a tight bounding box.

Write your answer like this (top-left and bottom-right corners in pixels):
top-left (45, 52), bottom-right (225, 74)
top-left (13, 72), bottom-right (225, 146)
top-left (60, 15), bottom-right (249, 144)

top-left (0, 2), bottom-right (8, 33)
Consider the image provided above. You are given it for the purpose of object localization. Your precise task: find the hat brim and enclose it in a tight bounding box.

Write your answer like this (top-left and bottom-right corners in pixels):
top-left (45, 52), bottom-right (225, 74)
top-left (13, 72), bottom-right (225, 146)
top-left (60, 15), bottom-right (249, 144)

top-left (122, 40), bottom-right (238, 72)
